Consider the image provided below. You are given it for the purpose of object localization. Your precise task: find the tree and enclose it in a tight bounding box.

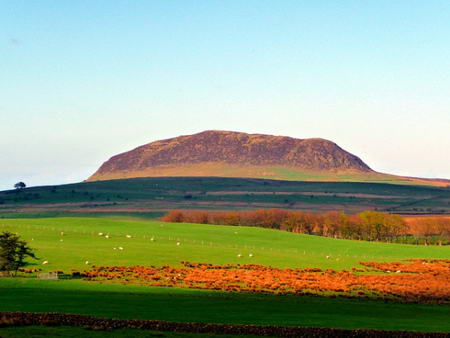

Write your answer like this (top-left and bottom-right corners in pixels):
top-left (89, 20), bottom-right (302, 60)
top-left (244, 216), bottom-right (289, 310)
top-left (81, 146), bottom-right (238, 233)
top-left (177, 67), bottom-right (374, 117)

top-left (0, 232), bottom-right (37, 276)
top-left (14, 182), bottom-right (26, 190)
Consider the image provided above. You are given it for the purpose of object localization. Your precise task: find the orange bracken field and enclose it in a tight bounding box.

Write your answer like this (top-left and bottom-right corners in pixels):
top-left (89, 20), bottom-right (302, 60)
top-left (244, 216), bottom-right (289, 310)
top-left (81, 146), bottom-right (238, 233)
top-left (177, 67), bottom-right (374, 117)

top-left (79, 259), bottom-right (450, 304)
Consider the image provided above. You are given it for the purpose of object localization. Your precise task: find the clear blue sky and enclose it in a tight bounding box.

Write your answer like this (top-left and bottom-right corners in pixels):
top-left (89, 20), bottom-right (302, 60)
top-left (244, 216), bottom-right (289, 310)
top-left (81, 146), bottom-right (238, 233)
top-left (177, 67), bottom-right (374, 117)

top-left (1, 0), bottom-right (449, 190)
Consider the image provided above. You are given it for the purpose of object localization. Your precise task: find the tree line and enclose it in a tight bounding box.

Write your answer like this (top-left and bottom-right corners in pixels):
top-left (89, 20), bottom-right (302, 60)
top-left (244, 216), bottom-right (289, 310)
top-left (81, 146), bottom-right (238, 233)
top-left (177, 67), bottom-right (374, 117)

top-left (163, 209), bottom-right (450, 245)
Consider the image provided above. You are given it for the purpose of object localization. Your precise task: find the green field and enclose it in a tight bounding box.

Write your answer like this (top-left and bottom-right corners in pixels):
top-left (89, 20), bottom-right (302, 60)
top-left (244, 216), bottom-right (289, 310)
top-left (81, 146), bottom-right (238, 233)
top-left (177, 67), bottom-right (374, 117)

top-left (1, 217), bottom-right (449, 333)
top-left (2, 279), bottom-right (450, 333)
top-left (1, 177), bottom-right (450, 217)
top-left (1, 217), bottom-right (449, 271)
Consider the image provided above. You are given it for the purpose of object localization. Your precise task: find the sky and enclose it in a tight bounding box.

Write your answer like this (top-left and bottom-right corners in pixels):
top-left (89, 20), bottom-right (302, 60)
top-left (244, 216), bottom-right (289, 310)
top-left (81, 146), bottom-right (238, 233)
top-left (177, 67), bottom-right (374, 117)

top-left (1, 0), bottom-right (450, 190)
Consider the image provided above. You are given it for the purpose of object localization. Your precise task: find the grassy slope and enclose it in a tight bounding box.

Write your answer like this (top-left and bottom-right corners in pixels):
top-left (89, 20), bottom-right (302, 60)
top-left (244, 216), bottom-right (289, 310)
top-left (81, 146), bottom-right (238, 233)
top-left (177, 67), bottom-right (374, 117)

top-left (1, 217), bottom-right (449, 271)
top-left (88, 162), bottom-right (449, 187)
top-left (1, 217), bottom-right (449, 332)
top-left (1, 177), bottom-right (450, 215)
top-left (1, 279), bottom-right (449, 332)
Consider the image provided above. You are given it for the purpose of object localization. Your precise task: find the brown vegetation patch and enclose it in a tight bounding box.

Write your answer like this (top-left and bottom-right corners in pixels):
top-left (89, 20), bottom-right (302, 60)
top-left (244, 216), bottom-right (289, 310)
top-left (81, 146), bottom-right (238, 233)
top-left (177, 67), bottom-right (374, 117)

top-left (162, 209), bottom-right (450, 244)
top-left (81, 259), bottom-right (450, 304)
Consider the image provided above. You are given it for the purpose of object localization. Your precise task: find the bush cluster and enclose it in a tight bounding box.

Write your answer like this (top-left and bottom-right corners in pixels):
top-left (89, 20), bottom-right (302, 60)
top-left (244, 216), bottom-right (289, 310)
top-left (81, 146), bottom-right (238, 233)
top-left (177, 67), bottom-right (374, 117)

top-left (163, 209), bottom-right (450, 244)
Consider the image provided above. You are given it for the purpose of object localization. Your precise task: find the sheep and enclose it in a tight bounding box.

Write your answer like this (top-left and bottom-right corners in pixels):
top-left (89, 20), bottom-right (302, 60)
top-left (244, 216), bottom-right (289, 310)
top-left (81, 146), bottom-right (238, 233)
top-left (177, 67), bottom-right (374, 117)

top-left (85, 261), bottom-right (90, 265)
top-left (60, 232), bottom-right (64, 236)
top-left (118, 247), bottom-right (123, 250)
top-left (326, 255), bottom-right (331, 259)
top-left (113, 247), bottom-right (117, 250)
top-left (237, 254), bottom-right (242, 258)
top-left (42, 261), bottom-right (48, 265)
top-left (150, 237), bottom-right (155, 242)
top-left (126, 235), bottom-right (132, 238)
top-left (176, 242), bottom-right (181, 246)
top-left (98, 232), bottom-right (103, 236)
top-left (105, 235), bottom-right (110, 239)
top-left (248, 253), bottom-right (253, 257)
top-left (60, 239), bottom-right (63, 242)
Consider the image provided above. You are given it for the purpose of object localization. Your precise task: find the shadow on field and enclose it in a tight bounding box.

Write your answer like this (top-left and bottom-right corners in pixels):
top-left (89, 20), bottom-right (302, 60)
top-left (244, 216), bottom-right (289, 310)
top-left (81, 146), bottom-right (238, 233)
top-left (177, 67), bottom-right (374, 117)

top-left (0, 279), bottom-right (449, 333)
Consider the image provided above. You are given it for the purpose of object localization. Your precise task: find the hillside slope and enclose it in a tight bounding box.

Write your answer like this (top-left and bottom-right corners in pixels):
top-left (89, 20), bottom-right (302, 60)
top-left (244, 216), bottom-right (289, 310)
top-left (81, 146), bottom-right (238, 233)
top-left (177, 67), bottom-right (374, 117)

top-left (2, 177), bottom-right (450, 216)
top-left (89, 130), bottom-right (376, 181)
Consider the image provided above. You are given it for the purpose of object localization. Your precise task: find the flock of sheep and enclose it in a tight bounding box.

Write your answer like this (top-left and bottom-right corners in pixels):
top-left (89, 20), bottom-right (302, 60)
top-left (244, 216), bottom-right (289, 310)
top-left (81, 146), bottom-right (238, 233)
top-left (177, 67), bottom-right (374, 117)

top-left (39, 228), bottom-right (259, 266)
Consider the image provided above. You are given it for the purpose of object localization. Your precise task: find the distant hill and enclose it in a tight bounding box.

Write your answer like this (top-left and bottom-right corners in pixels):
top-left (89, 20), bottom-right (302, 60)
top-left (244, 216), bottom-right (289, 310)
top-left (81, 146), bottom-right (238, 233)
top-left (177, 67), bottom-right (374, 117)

top-left (2, 177), bottom-right (450, 217)
top-left (88, 130), bottom-right (449, 186)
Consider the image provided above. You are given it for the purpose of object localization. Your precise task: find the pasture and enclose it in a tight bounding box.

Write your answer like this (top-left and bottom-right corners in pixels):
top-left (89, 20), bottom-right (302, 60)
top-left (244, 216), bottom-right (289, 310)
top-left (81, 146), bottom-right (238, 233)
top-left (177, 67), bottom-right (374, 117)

top-left (1, 279), bottom-right (450, 332)
top-left (1, 177), bottom-right (450, 217)
top-left (1, 217), bottom-right (450, 333)
top-left (1, 217), bottom-right (449, 271)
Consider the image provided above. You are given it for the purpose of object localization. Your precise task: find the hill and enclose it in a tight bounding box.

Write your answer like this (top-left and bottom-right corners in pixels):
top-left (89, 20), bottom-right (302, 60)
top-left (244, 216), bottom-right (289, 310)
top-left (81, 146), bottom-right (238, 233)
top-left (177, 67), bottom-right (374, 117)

top-left (2, 177), bottom-right (450, 217)
top-left (87, 130), bottom-right (449, 186)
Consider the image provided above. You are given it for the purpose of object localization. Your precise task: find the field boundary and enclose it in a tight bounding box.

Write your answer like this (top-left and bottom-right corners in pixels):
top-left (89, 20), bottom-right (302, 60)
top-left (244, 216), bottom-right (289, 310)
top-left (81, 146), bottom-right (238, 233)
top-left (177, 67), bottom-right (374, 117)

top-left (0, 312), bottom-right (449, 337)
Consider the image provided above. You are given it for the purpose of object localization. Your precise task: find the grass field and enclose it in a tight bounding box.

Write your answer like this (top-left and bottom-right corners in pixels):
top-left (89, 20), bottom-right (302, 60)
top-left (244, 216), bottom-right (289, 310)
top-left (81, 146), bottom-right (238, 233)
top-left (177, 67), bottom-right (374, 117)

top-left (1, 217), bottom-right (450, 333)
top-left (1, 177), bottom-right (450, 217)
top-left (1, 279), bottom-right (450, 332)
top-left (1, 217), bottom-right (449, 271)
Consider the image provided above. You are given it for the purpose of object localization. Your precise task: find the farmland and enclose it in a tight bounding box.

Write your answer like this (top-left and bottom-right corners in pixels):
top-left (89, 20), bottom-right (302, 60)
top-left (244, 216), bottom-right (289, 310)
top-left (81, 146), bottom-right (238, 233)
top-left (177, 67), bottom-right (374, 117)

top-left (1, 178), bottom-right (450, 335)
top-left (1, 217), bottom-right (449, 271)
top-left (1, 216), bottom-right (450, 334)
top-left (1, 177), bottom-right (450, 218)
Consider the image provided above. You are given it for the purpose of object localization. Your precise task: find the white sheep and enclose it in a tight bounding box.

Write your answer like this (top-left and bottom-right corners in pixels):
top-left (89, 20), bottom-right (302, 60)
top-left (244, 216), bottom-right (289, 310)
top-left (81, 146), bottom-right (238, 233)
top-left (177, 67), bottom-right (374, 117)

top-left (176, 242), bottom-right (181, 246)
top-left (105, 235), bottom-right (110, 239)
top-left (98, 232), bottom-right (103, 236)
top-left (326, 255), bottom-right (330, 259)
top-left (118, 247), bottom-right (123, 250)
top-left (237, 254), bottom-right (242, 258)
top-left (42, 261), bottom-right (48, 265)
top-left (248, 253), bottom-right (253, 257)
top-left (60, 239), bottom-right (63, 242)
top-left (150, 237), bottom-right (155, 241)
top-left (126, 235), bottom-right (132, 238)
top-left (60, 232), bottom-right (64, 236)
top-left (85, 261), bottom-right (90, 265)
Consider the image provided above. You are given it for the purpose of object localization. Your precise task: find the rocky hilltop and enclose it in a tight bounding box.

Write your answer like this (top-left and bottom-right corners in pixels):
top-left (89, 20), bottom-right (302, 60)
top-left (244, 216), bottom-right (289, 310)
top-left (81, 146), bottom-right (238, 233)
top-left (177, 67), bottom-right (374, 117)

top-left (88, 130), bottom-right (376, 181)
